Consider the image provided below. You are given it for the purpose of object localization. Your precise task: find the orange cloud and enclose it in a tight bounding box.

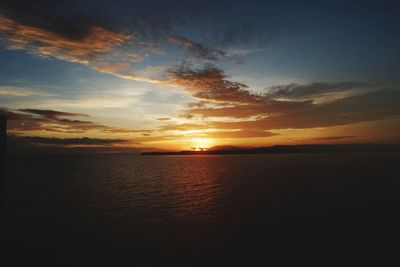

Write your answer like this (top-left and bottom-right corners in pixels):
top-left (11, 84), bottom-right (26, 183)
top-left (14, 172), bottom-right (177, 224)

top-left (94, 62), bottom-right (131, 73)
top-left (204, 130), bottom-right (278, 139)
top-left (156, 65), bottom-right (400, 141)
top-left (0, 14), bottom-right (132, 64)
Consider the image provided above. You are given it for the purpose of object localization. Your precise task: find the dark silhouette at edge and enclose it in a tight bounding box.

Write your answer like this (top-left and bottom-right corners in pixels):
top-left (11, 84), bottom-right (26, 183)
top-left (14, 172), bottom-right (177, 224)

top-left (0, 116), bottom-right (6, 222)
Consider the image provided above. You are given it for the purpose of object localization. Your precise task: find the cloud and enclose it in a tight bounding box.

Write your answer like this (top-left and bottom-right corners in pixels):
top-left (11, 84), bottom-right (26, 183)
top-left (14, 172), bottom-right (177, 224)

top-left (312, 136), bottom-right (356, 141)
top-left (3, 64), bottom-right (391, 142)
top-left (169, 36), bottom-right (225, 61)
top-left (8, 135), bottom-right (129, 146)
top-left (266, 81), bottom-right (374, 101)
top-left (202, 89), bottom-right (400, 130)
top-left (0, 86), bottom-right (53, 97)
top-left (0, 5), bottom-right (172, 83)
top-left (161, 68), bottom-right (400, 138)
top-left (94, 62), bottom-right (131, 73)
top-left (0, 1), bottom-right (91, 39)
top-left (0, 107), bottom-right (136, 134)
top-left (127, 52), bottom-right (144, 62)
top-left (0, 1), bottom-right (262, 84)
top-left (0, 1), bottom-right (271, 74)
top-left (18, 108), bottom-right (87, 119)
top-left (1, 2), bottom-right (399, 145)
top-left (165, 66), bottom-right (399, 133)
top-left (7, 135), bottom-right (138, 155)
top-left (167, 64), bottom-right (262, 104)
top-left (204, 129), bottom-right (278, 139)
top-left (10, 108), bottom-right (106, 133)
top-left (157, 117), bottom-right (171, 121)
top-left (112, 73), bottom-right (165, 84)
top-left (186, 100), bottom-right (311, 118)
top-left (0, 14), bottom-right (132, 64)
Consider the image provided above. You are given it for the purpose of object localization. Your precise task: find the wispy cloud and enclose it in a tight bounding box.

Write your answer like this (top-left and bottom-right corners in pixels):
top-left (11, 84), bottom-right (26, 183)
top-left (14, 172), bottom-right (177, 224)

top-left (18, 108), bottom-right (88, 119)
top-left (94, 62), bottom-right (131, 73)
top-left (169, 36), bottom-right (225, 61)
top-left (265, 82), bottom-right (374, 102)
top-left (0, 86), bottom-right (54, 97)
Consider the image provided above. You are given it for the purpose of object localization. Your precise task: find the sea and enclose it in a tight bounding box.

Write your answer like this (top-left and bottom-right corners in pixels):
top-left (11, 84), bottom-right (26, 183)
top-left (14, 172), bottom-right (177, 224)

top-left (3, 153), bottom-right (400, 266)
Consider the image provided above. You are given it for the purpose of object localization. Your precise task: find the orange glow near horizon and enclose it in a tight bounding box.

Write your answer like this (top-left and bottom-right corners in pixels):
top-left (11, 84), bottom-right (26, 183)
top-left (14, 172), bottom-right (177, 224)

top-left (190, 138), bottom-right (214, 151)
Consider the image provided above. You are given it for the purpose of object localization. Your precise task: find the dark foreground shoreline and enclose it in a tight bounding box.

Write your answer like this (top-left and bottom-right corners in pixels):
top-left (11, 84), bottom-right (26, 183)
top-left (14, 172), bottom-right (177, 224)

top-left (142, 143), bottom-right (400, 155)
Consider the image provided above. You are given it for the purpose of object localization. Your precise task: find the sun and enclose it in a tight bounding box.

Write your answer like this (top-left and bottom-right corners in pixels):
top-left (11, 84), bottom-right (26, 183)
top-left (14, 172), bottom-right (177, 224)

top-left (190, 138), bottom-right (213, 151)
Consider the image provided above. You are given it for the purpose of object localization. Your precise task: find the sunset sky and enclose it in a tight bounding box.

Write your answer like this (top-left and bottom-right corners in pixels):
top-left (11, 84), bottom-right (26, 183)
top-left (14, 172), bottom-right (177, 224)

top-left (1, 0), bottom-right (400, 152)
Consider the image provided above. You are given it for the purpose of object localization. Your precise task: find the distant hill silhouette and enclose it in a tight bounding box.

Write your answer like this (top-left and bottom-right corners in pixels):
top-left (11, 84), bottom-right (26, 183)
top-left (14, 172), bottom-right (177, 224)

top-left (141, 143), bottom-right (400, 155)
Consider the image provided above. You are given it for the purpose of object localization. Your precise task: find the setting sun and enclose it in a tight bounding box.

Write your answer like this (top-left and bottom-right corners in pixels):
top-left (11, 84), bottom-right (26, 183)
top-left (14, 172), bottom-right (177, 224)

top-left (190, 138), bottom-right (214, 151)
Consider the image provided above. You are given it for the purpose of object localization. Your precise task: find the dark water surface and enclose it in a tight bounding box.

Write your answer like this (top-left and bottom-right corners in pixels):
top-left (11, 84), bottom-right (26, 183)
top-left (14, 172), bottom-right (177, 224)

top-left (3, 153), bottom-right (400, 266)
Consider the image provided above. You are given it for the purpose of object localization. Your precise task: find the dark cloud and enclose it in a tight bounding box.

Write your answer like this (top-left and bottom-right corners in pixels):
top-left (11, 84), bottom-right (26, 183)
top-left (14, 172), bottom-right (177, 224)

top-left (312, 136), bottom-right (356, 141)
top-left (0, 108), bottom-right (102, 133)
top-left (71, 0), bottom-right (257, 45)
top-left (0, 0), bottom-right (92, 40)
top-left (186, 100), bottom-right (311, 118)
top-left (266, 82), bottom-right (373, 100)
top-left (7, 135), bottom-right (138, 155)
top-left (157, 117), bottom-right (171, 121)
top-left (168, 65), bottom-right (370, 111)
top-left (0, 0), bottom-right (220, 43)
top-left (169, 36), bottom-right (225, 61)
top-left (18, 108), bottom-right (87, 119)
top-left (167, 64), bottom-right (262, 104)
top-left (0, 107), bottom-right (139, 134)
top-left (0, 107), bottom-right (29, 120)
top-left (8, 135), bottom-right (129, 146)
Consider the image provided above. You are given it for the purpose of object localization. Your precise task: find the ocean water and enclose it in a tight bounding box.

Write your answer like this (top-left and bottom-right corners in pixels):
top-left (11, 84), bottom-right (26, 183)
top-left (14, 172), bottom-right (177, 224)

top-left (3, 153), bottom-right (400, 266)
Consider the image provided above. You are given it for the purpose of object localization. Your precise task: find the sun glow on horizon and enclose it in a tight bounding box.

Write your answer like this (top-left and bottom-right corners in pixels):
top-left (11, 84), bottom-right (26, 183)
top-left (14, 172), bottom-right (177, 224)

top-left (190, 138), bottom-right (214, 151)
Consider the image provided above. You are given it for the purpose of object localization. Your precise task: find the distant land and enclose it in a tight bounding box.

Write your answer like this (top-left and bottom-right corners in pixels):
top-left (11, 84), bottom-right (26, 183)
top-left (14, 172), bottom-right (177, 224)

top-left (141, 144), bottom-right (400, 155)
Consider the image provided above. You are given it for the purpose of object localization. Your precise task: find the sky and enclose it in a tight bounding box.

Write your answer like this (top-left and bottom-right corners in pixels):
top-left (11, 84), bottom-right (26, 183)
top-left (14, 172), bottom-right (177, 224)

top-left (1, 0), bottom-right (400, 153)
